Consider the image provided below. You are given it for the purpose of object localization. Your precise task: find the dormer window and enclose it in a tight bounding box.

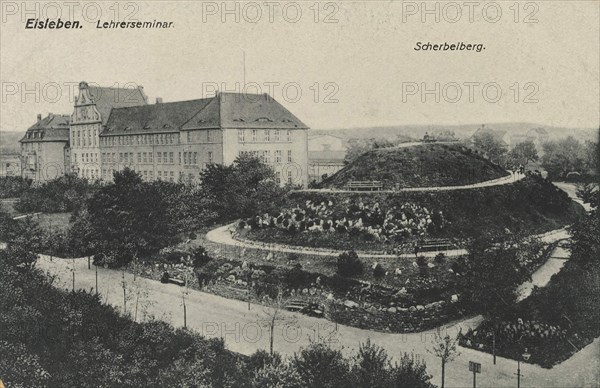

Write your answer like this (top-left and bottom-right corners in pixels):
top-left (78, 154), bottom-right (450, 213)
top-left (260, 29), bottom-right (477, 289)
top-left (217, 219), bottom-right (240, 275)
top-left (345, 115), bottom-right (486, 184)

top-left (255, 117), bottom-right (272, 122)
top-left (198, 119), bottom-right (206, 124)
top-left (124, 126), bottom-right (130, 132)
top-left (163, 124), bottom-right (172, 129)
top-left (233, 118), bottom-right (245, 122)
top-left (282, 119), bottom-right (293, 123)
top-left (143, 125), bottom-right (150, 130)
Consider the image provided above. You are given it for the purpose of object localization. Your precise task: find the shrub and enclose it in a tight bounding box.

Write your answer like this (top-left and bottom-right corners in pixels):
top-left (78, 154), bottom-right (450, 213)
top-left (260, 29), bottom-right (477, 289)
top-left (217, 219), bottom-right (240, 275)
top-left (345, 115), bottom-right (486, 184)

top-left (287, 253), bottom-right (299, 261)
top-left (434, 252), bottom-right (446, 264)
top-left (337, 250), bottom-right (363, 277)
top-left (373, 263), bottom-right (386, 278)
top-left (416, 256), bottom-right (427, 267)
top-left (191, 246), bottom-right (213, 268)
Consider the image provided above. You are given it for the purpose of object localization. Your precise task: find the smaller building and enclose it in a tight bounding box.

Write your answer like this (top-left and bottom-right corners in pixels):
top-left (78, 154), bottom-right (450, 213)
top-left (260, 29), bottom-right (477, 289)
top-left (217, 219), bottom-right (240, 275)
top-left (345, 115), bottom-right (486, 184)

top-left (308, 134), bottom-right (347, 183)
top-left (20, 113), bottom-right (71, 182)
top-left (0, 153), bottom-right (21, 177)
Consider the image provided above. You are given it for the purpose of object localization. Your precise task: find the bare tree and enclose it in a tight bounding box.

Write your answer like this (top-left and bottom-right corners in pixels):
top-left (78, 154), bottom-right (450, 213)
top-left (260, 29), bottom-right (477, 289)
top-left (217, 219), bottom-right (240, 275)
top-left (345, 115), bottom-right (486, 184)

top-left (426, 329), bottom-right (460, 388)
top-left (260, 286), bottom-right (296, 355)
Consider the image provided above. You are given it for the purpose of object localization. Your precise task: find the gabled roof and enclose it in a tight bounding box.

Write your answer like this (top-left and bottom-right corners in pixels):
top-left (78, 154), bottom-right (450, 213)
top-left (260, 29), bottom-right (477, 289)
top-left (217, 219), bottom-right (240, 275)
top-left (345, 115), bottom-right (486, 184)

top-left (101, 92), bottom-right (309, 135)
top-left (75, 82), bottom-right (148, 125)
top-left (218, 92), bottom-right (308, 129)
top-left (104, 98), bottom-right (213, 135)
top-left (20, 114), bottom-right (70, 143)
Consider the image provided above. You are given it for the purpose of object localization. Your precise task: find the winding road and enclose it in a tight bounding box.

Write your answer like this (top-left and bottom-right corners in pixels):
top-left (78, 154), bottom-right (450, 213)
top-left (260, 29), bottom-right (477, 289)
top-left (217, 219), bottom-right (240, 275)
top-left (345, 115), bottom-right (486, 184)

top-left (36, 247), bottom-right (598, 388)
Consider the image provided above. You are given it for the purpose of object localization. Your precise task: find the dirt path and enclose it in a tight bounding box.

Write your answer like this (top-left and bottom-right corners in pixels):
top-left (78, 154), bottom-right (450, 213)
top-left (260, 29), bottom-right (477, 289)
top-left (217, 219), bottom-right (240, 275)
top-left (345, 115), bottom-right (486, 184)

top-left (36, 248), bottom-right (598, 388)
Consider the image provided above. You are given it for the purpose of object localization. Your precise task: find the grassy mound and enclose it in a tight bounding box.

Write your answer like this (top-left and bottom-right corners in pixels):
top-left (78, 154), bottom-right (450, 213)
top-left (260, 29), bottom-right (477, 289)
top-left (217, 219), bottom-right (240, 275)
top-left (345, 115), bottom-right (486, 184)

top-left (320, 143), bottom-right (508, 189)
top-left (241, 176), bottom-right (584, 251)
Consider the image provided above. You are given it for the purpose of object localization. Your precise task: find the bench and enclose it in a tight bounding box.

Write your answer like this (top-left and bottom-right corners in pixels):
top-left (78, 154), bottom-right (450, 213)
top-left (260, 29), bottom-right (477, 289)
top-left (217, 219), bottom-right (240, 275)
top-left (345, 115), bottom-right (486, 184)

top-left (346, 180), bottom-right (384, 191)
top-left (418, 239), bottom-right (455, 252)
top-left (285, 300), bottom-right (325, 317)
top-left (160, 272), bottom-right (186, 286)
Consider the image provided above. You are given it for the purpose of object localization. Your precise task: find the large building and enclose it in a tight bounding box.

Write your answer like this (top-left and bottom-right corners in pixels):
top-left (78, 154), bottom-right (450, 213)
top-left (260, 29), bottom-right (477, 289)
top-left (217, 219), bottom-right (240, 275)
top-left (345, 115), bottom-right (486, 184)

top-left (22, 81), bottom-right (310, 186)
top-left (99, 91), bottom-right (309, 185)
top-left (308, 134), bottom-right (347, 183)
top-left (19, 113), bottom-right (71, 181)
top-left (70, 82), bottom-right (148, 180)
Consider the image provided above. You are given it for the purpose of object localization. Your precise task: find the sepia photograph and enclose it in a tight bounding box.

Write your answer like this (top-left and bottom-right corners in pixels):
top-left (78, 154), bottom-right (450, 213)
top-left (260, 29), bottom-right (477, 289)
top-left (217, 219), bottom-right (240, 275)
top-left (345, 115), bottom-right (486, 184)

top-left (0, 1), bottom-right (598, 387)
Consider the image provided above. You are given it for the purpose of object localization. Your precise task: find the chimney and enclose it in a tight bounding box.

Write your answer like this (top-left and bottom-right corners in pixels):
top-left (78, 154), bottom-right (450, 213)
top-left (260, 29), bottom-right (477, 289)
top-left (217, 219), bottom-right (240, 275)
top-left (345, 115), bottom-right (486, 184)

top-left (156, 97), bottom-right (163, 104)
top-left (37, 114), bottom-right (42, 122)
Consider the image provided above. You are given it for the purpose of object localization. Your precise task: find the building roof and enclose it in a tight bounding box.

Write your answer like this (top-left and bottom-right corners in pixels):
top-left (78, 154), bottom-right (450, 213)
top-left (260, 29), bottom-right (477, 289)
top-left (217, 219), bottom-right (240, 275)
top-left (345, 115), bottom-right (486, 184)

top-left (20, 114), bottom-right (70, 143)
top-left (102, 92), bottom-right (309, 135)
top-left (75, 82), bottom-right (148, 125)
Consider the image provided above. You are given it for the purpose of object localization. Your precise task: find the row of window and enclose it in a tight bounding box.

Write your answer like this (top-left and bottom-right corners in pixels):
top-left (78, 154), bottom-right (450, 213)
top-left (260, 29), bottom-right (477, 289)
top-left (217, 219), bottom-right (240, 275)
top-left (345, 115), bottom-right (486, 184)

top-left (238, 129), bottom-right (292, 143)
top-left (99, 151), bottom-right (215, 165)
top-left (72, 127), bottom-right (98, 147)
top-left (74, 152), bottom-right (98, 163)
top-left (239, 150), bottom-right (293, 164)
top-left (101, 133), bottom-right (179, 147)
top-left (101, 168), bottom-right (199, 183)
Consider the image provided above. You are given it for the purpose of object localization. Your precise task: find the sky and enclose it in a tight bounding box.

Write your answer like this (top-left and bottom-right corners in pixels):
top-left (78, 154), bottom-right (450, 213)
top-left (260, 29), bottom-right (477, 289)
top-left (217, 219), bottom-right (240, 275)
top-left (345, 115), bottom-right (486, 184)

top-left (0, 1), bottom-right (599, 134)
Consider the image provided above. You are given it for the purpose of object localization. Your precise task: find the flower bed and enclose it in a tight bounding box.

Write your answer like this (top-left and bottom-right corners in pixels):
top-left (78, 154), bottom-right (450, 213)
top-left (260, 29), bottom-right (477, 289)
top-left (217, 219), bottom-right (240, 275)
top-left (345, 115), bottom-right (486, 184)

top-left (239, 176), bottom-right (583, 251)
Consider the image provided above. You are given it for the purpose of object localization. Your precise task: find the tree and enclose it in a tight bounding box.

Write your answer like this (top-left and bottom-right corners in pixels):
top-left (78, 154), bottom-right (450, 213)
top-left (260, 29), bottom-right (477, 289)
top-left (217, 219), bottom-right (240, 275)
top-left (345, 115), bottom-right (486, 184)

top-left (576, 183), bottom-right (599, 209)
top-left (459, 232), bottom-right (531, 315)
top-left (472, 132), bottom-right (507, 163)
top-left (291, 342), bottom-right (352, 388)
top-left (390, 353), bottom-right (435, 388)
top-left (199, 154), bottom-right (288, 223)
top-left (84, 168), bottom-right (179, 267)
top-left (508, 141), bottom-right (539, 167)
top-left (260, 287), bottom-right (296, 355)
top-left (352, 339), bottom-right (392, 388)
top-left (541, 136), bottom-right (586, 179)
top-left (426, 330), bottom-right (460, 388)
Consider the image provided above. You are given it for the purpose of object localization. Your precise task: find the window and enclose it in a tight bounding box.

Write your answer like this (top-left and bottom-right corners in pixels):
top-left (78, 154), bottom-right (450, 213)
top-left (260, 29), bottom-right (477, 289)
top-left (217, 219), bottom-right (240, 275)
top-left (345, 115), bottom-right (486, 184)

top-left (238, 129), bottom-right (245, 142)
top-left (276, 171), bottom-right (281, 184)
top-left (187, 131), bottom-right (191, 142)
top-left (179, 152), bottom-right (181, 164)
top-left (275, 150), bottom-right (282, 163)
top-left (274, 130), bottom-right (280, 141)
top-left (208, 151), bottom-right (213, 164)
top-left (193, 152), bottom-right (198, 165)
top-left (264, 130), bottom-right (270, 142)
top-left (157, 153), bottom-right (162, 164)
top-left (158, 171), bottom-right (162, 180)
top-left (287, 150), bottom-right (292, 163)
top-left (262, 150), bottom-right (270, 164)
top-left (251, 130), bottom-right (257, 142)
top-left (143, 152), bottom-right (147, 163)
top-left (169, 152), bottom-right (174, 164)
top-left (207, 130), bottom-right (212, 142)
top-left (286, 130), bottom-right (291, 142)
top-left (129, 153), bottom-right (133, 163)
top-left (149, 171), bottom-right (154, 179)
top-left (169, 171), bottom-right (175, 182)
top-left (149, 152), bottom-right (153, 163)
top-left (183, 152), bottom-right (188, 165)
top-left (137, 152), bottom-right (141, 163)
top-left (287, 170), bottom-right (292, 184)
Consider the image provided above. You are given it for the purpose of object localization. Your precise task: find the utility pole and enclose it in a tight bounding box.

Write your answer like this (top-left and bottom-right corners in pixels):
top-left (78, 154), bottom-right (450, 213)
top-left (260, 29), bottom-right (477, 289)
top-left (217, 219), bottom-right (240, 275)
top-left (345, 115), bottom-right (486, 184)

top-left (95, 264), bottom-right (98, 296)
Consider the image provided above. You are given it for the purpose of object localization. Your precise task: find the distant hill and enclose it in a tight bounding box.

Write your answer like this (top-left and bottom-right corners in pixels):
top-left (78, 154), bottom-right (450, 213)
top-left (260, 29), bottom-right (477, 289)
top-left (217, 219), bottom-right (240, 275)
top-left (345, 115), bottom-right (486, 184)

top-left (311, 123), bottom-right (598, 143)
top-left (319, 143), bottom-right (508, 190)
top-left (0, 132), bottom-right (23, 155)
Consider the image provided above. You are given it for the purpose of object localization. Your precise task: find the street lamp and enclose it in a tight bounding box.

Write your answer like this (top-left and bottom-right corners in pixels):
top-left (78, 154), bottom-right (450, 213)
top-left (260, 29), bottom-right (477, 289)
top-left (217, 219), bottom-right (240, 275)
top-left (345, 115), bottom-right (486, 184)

top-left (516, 348), bottom-right (531, 388)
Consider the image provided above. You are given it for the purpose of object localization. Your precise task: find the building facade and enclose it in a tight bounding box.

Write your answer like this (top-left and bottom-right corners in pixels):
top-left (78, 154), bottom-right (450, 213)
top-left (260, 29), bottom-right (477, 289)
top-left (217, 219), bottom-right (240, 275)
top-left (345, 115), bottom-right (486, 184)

top-left (99, 92), bottom-right (309, 186)
top-left (19, 113), bottom-right (71, 181)
top-left (70, 82), bottom-right (148, 180)
top-left (18, 82), bottom-right (310, 186)
top-left (308, 134), bottom-right (347, 183)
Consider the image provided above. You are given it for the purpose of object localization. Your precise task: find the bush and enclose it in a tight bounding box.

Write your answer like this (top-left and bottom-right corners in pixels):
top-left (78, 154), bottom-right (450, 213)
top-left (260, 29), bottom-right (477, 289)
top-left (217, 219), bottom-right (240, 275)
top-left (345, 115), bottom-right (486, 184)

top-left (287, 253), bottom-right (299, 261)
top-left (416, 256), bottom-right (427, 267)
top-left (191, 246), bottom-right (213, 268)
top-left (434, 252), bottom-right (446, 264)
top-left (373, 263), bottom-right (386, 278)
top-left (337, 250), bottom-right (363, 277)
